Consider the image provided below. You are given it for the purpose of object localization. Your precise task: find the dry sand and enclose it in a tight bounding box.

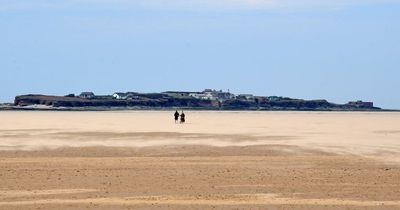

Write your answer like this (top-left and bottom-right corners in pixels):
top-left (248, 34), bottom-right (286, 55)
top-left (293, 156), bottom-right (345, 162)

top-left (0, 111), bottom-right (399, 209)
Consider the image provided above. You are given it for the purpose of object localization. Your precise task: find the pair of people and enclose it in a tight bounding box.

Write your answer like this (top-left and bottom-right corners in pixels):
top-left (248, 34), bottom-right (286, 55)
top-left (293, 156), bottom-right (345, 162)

top-left (174, 110), bottom-right (185, 124)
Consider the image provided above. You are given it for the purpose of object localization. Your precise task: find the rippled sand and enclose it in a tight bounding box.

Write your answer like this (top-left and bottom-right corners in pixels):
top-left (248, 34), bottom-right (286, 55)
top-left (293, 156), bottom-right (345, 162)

top-left (0, 111), bottom-right (399, 209)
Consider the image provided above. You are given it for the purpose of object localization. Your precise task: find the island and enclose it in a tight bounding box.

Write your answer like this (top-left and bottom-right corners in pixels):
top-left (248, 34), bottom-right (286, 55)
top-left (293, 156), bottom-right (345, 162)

top-left (0, 89), bottom-right (386, 111)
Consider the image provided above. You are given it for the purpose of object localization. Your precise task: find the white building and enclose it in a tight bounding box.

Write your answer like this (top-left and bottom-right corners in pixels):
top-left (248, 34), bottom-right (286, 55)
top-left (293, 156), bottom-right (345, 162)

top-left (112, 92), bottom-right (128, 100)
top-left (189, 89), bottom-right (235, 101)
top-left (113, 92), bottom-right (140, 100)
top-left (189, 92), bottom-right (217, 100)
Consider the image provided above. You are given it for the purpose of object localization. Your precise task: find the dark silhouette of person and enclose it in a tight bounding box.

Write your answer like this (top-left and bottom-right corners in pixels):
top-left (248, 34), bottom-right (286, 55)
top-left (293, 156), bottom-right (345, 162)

top-left (174, 110), bottom-right (179, 123)
top-left (180, 111), bottom-right (185, 124)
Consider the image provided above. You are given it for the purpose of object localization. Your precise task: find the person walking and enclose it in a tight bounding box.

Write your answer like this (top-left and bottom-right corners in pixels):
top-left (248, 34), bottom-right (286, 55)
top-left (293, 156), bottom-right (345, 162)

top-left (180, 111), bottom-right (186, 124)
top-left (174, 110), bottom-right (179, 123)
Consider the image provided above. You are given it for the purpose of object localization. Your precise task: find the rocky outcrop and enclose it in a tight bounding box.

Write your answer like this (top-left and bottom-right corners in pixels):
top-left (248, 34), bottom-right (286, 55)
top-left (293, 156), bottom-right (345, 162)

top-left (14, 94), bottom-right (381, 111)
top-left (14, 94), bottom-right (217, 109)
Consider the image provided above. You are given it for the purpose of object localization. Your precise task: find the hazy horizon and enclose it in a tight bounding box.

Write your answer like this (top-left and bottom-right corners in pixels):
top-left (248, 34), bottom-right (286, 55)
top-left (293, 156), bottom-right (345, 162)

top-left (1, 1), bottom-right (399, 108)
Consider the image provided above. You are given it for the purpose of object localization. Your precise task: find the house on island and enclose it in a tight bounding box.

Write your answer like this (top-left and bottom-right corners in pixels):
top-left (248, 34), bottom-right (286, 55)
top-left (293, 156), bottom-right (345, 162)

top-left (113, 92), bottom-right (139, 100)
top-left (113, 92), bottom-right (128, 100)
top-left (163, 91), bottom-right (200, 98)
top-left (163, 89), bottom-right (235, 101)
top-left (189, 89), bottom-right (235, 101)
top-left (189, 92), bottom-right (215, 100)
top-left (79, 92), bottom-right (95, 99)
top-left (211, 90), bottom-right (236, 102)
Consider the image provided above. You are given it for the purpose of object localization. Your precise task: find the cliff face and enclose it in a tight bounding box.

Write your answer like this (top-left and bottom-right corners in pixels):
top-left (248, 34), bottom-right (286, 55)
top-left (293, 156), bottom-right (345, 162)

top-left (14, 94), bottom-right (381, 111)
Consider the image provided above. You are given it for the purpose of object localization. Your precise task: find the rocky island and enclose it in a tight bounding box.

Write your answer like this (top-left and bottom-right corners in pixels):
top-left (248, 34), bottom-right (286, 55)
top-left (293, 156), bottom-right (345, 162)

top-left (5, 89), bottom-right (383, 111)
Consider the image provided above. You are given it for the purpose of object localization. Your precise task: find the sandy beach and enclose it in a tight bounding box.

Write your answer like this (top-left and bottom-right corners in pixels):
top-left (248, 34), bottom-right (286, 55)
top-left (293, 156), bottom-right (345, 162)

top-left (0, 111), bottom-right (399, 209)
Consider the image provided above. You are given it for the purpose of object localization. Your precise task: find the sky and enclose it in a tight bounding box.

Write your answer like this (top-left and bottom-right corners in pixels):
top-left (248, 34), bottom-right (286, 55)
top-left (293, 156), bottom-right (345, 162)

top-left (0, 0), bottom-right (399, 108)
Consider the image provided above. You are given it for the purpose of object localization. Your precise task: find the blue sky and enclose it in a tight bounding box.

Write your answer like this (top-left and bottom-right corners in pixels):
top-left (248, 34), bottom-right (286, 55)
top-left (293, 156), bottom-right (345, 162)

top-left (0, 0), bottom-right (399, 108)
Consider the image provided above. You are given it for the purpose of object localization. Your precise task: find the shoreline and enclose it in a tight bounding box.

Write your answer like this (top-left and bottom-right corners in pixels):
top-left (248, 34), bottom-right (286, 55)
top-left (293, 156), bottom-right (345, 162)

top-left (1, 105), bottom-right (398, 112)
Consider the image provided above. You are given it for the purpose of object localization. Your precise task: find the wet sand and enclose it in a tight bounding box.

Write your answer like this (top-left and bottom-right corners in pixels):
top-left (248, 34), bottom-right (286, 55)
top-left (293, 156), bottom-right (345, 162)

top-left (0, 111), bottom-right (399, 209)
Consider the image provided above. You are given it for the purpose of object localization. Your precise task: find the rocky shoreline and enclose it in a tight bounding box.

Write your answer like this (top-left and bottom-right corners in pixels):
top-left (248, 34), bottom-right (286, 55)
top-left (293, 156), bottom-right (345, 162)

top-left (0, 92), bottom-right (388, 111)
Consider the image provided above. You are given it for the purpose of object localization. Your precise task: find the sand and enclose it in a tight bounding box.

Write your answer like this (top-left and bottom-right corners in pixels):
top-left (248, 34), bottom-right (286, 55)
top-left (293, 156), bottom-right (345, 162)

top-left (0, 111), bottom-right (399, 209)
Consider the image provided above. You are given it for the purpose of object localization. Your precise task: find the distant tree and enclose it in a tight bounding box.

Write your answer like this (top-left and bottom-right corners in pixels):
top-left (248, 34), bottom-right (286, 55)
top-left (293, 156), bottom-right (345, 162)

top-left (65, 94), bottom-right (75, 97)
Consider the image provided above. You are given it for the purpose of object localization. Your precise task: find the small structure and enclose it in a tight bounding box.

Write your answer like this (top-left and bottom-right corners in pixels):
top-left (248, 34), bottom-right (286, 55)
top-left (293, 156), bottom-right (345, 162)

top-left (189, 92), bottom-right (215, 100)
top-left (164, 89), bottom-right (235, 101)
top-left (113, 92), bottom-right (140, 100)
top-left (188, 93), bottom-right (205, 99)
top-left (213, 90), bottom-right (235, 102)
top-left (79, 92), bottom-right (95, 99)
top-left (113, 92), bottom-right (128, 100)
top-left (163, 91), bottom-right (199, 98)
top-left (190, 89), bottom-right (235, 101)
top-left (347, 100), bottom-right (374, 108)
